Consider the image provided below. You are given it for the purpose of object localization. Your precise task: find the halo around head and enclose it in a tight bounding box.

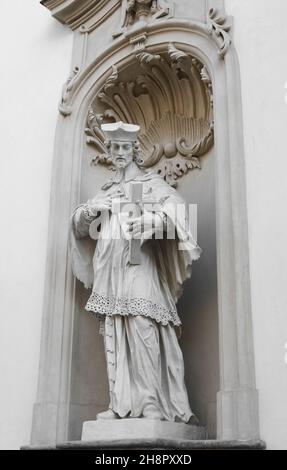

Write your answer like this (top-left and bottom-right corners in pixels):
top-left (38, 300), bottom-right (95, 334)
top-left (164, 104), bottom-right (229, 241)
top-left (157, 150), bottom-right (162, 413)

top-left (101, 121), bottom-right (140, 142)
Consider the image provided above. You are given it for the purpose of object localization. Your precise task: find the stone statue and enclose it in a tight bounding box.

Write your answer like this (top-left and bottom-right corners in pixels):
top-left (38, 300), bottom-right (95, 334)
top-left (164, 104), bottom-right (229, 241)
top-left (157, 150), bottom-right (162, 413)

top-left (70, 121), bottom-right (201, 423)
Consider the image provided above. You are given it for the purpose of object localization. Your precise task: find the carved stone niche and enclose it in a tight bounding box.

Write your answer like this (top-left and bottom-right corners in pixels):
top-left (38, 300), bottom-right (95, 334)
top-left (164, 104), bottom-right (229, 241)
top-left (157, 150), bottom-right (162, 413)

top-left (86, 44), bottom-right (214, 186)
top-left (31, 0), bottom-right (263, 451)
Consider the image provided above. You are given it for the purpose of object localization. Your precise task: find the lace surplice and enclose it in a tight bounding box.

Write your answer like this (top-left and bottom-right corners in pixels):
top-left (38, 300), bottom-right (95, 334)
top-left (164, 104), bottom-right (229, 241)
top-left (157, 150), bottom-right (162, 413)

top-left (73, 177), bottom-right (182, 327)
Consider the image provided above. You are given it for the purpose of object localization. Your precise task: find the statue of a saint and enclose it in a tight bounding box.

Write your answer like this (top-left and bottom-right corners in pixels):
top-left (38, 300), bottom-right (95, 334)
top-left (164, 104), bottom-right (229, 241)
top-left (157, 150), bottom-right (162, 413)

top-left (70, 121), bottom-right (201, 423)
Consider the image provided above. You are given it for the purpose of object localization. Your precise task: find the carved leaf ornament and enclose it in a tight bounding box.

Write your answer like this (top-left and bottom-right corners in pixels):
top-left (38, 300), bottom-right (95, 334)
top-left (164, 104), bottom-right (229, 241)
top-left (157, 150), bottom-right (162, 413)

top-left (207, 8), bottom-right (232, 59)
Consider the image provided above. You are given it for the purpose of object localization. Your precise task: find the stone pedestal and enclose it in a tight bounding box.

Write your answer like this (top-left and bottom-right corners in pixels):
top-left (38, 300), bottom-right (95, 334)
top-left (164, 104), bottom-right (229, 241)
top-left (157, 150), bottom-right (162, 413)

top-left (81, 419), bottom-right (207, 443)
top-left (22, 440), bottom-right (266, 450)
top-left (22, 421), bottom-right (266, 450)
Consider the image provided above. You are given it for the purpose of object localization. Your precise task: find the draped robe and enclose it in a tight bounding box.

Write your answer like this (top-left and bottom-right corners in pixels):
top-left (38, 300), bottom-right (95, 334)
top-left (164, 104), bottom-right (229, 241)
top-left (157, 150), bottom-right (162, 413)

top-left (70, 171), bottom-right (201, 422)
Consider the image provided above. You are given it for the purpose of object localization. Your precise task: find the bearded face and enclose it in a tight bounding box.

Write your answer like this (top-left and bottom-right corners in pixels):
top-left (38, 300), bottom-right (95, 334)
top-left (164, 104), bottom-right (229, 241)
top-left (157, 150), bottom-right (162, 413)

top-left (110, 141), bottom-right (134, 169)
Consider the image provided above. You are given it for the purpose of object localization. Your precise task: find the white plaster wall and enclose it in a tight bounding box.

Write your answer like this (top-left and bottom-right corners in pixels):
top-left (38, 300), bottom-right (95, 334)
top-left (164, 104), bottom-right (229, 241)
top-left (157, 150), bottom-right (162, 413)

top-left (0, 1), bottom-right (72, 450)
top-left (225, 0), bottom-right (287, 450)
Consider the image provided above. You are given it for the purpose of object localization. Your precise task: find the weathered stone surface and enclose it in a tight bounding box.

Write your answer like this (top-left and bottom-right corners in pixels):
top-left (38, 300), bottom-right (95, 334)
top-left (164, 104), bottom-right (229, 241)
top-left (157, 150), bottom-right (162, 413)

top-left (22, 439), bottom-right (266, 450)
top-left (81, 419), bottom-right (207, 442)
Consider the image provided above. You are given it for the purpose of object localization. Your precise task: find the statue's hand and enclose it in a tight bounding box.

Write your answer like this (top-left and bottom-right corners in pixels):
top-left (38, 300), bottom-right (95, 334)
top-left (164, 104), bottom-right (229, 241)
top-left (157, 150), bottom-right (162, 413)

top-left (128, 212), bottom-right (165, 241)
top-left (87, 196), bottom-right (112, 215)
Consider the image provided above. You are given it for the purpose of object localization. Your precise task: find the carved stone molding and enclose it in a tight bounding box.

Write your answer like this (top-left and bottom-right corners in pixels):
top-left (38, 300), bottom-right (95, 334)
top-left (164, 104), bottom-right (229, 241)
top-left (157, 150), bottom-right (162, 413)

top-left (59, 66), bottom-right (80, 116)
top-left (135, 50), bottom-right (161, 65)
top-left (207, 7), bottom-right (232, 58)
top-left (41, 1), bottom-right (232, 60)
top-left (113, 0), bottom-right (174, 38)
top-left (41, 0), bottom-right (119, 31)
top-left (130, 32), bottom-right (148, 51)
top-left (168, 42), bottom-right (188, 64)
top-left (85, 44), bottom-right (214, 185)
top-left (43, 16), bottom-right (233, 123)
top-left (103, 65), bottom-right (119, 92)
top-left (34, 1), bottom-right (260, 448)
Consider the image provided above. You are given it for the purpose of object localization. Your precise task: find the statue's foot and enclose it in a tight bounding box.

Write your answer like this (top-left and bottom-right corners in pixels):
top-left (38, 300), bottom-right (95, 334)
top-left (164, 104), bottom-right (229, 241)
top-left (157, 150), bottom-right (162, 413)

top-left (96, 409), bottom-right (119, 420)
top-left (189, 414), bottom-right (200, 426)
top-left (142, 404), bottom-right (164, 420)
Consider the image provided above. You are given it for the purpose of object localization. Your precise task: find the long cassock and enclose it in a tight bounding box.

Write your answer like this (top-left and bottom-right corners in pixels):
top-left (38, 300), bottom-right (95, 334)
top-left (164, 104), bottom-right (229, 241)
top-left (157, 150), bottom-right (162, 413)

top-left (70, 171), bottom-right (201, 423)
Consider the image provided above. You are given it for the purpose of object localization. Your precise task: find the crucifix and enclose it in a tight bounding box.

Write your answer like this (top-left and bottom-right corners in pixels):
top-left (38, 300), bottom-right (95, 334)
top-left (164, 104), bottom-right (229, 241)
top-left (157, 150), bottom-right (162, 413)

top-left (89, 181), bottom-right (161, 265)
top-left (112, 181), bottom-right (161, 265)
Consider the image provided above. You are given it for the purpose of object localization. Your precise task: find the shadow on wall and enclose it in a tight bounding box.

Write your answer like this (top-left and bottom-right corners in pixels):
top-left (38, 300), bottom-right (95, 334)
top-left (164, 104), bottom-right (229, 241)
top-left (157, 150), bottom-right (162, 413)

top-left (178, 150), bottom-right (219, 439)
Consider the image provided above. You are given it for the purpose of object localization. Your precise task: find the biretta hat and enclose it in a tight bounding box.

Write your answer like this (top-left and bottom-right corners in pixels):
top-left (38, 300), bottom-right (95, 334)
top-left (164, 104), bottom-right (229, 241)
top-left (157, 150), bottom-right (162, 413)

top-left (101, 121), bottom-right (140, 142)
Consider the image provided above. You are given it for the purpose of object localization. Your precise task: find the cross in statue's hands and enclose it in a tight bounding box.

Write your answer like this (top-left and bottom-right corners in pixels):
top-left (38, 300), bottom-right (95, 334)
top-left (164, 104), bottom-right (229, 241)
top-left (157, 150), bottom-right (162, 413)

top-left (112, 182), bottom-right (162, 265)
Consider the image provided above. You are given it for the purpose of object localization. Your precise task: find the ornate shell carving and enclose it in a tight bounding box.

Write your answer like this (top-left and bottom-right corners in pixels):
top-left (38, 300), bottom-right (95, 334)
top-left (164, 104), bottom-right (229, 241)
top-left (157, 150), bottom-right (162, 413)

top-left (140, 113), bottom-right (213, 185)
top-left (85, 44), bottom-right (214, 185)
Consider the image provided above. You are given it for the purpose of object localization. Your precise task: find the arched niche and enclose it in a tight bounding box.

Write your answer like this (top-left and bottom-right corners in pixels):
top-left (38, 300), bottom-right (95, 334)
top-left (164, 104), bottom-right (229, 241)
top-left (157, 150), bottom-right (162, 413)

top-left (69, 43), bottom-right (218, 440)
top-left (85, 46), bottom-right (214, 185)
top-left (31, 15), bottom-right (260, 447)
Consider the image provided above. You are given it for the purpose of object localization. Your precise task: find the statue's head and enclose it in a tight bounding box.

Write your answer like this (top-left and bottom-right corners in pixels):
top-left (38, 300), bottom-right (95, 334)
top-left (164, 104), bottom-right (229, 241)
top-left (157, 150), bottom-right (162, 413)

top-left (101, 121), bottom-right (142, 169)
